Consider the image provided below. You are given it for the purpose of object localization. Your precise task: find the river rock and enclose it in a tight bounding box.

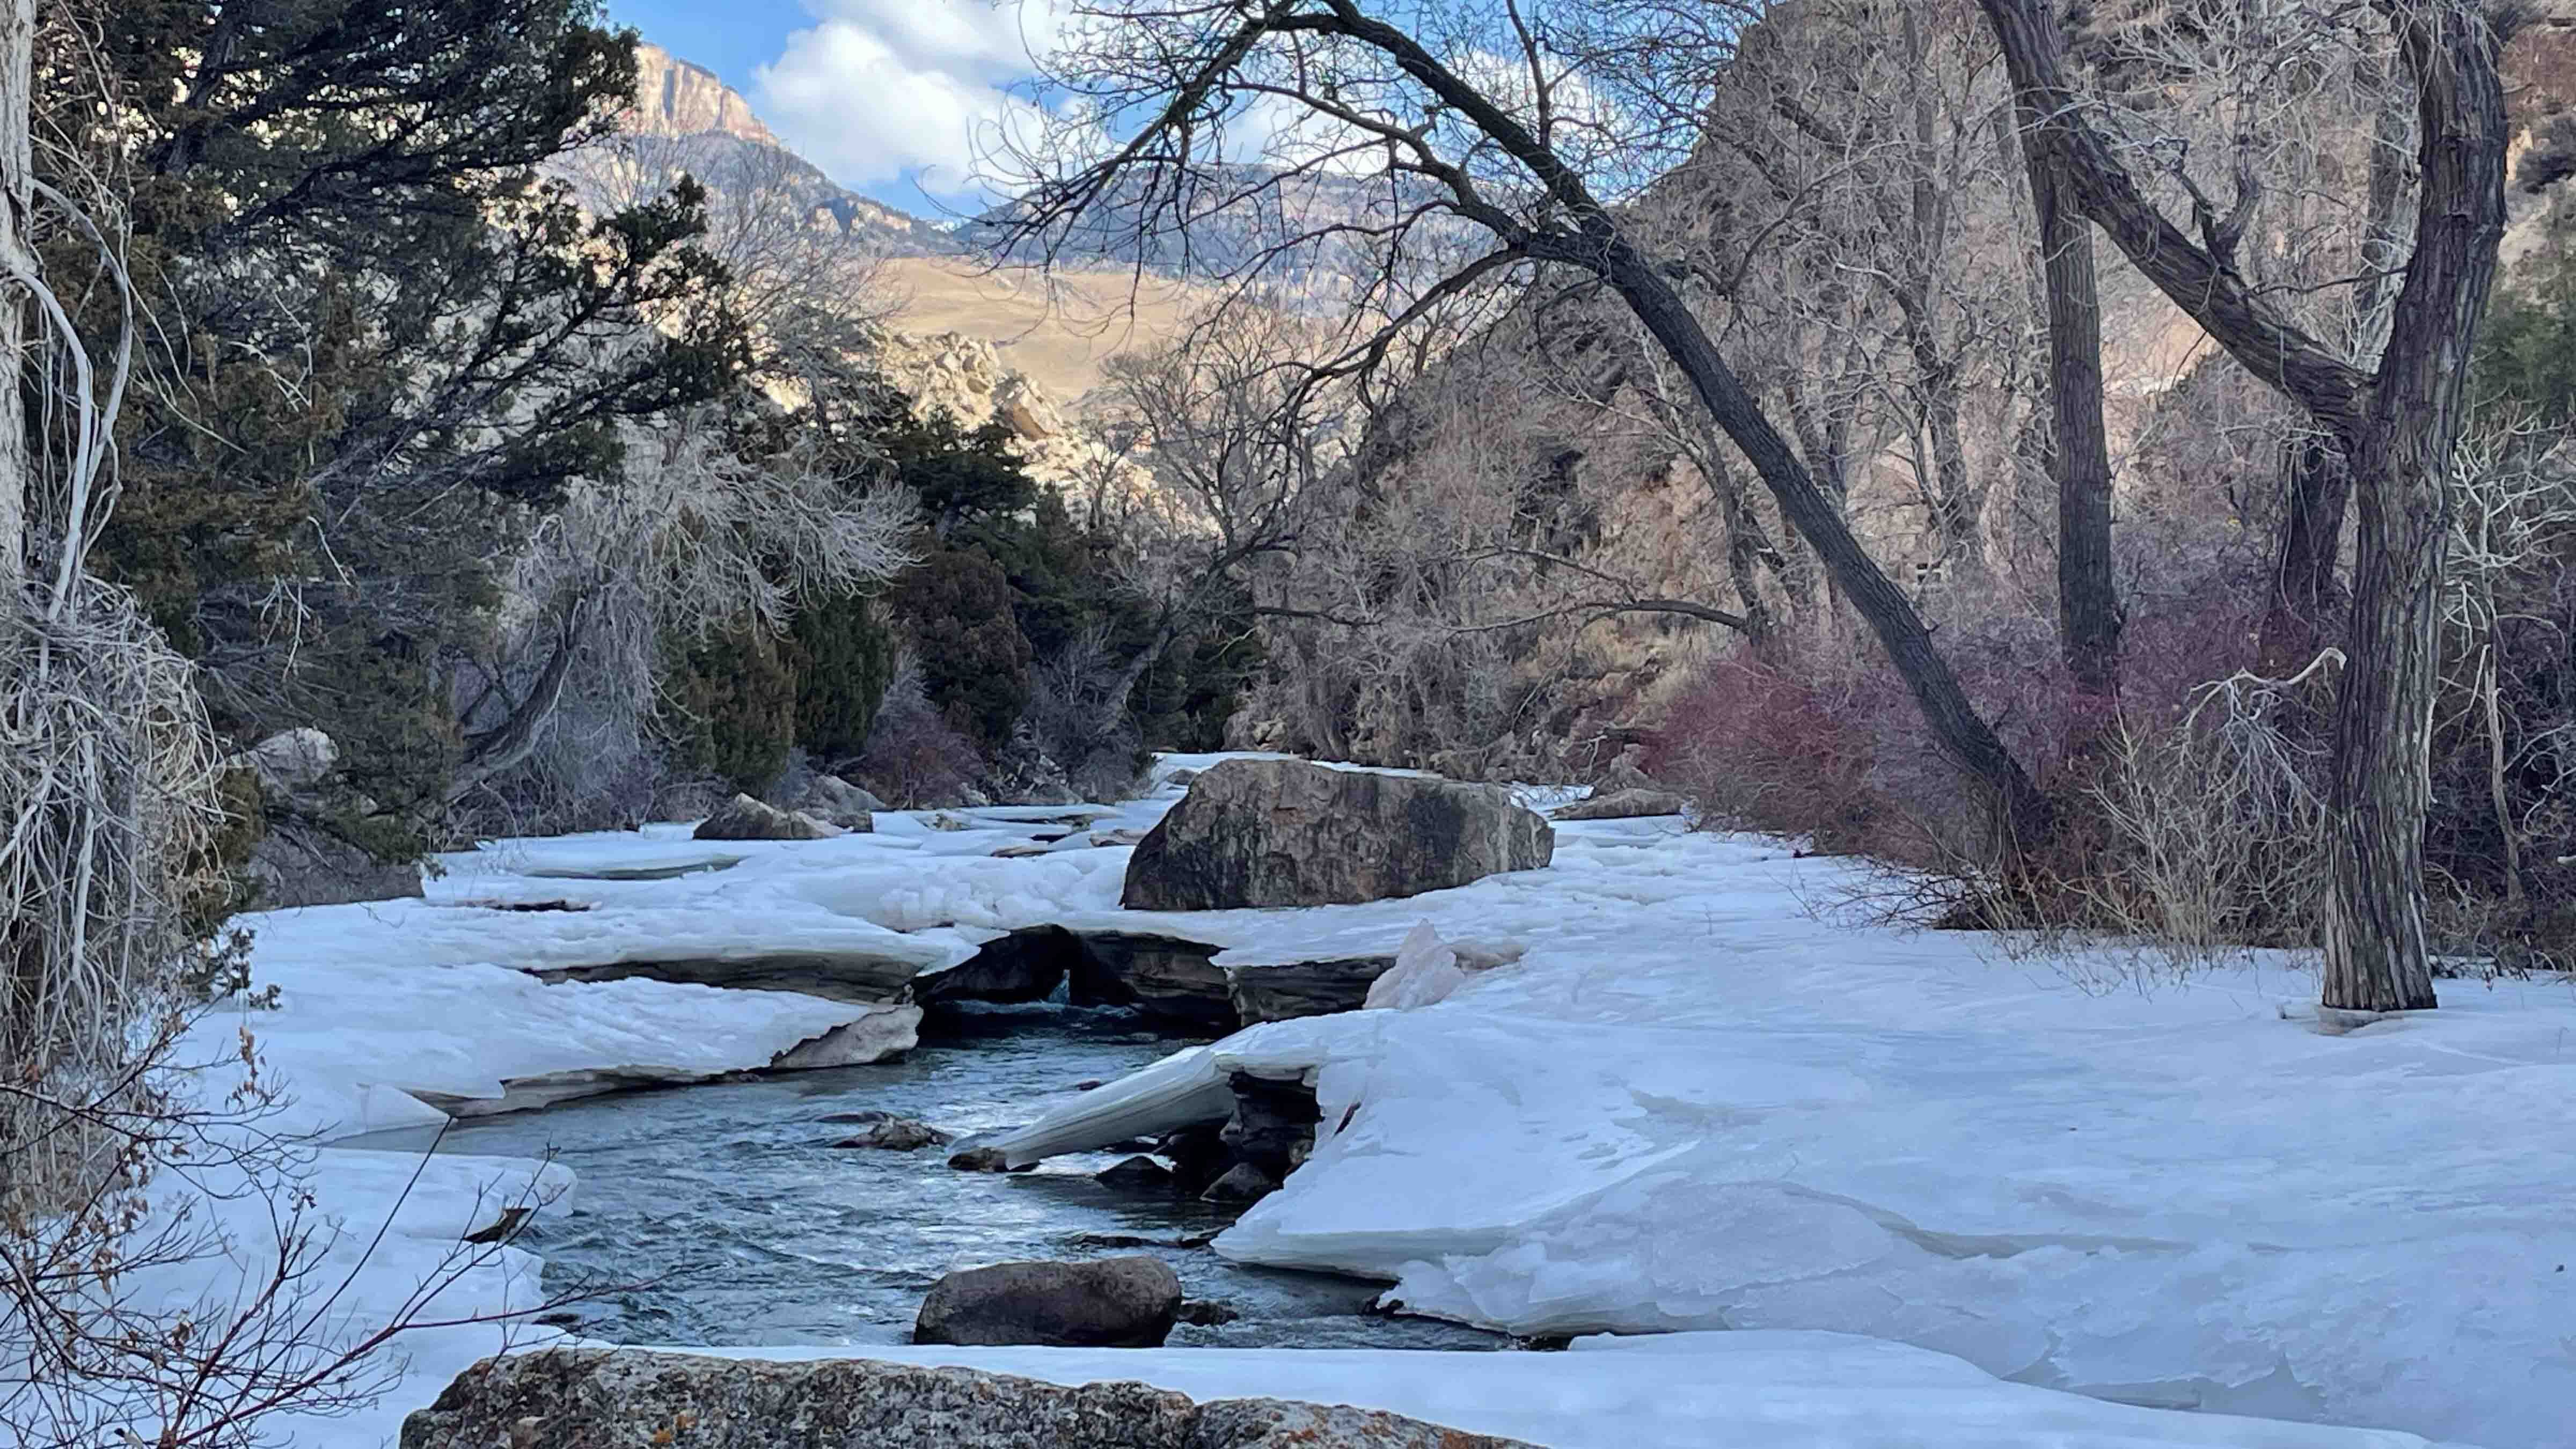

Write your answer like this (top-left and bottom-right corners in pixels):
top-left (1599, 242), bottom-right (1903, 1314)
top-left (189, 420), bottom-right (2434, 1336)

top-left (1121, 759), bottom-right (1551, 910)
top-left (400, 1348), bottom-right (1535, 1448)
top-left (1224, 955), bottom-right (1394, 1023)
top-left (914, 1256), bottom-right (1182, 1348)
top-left (1176, 1298), bottom-right (1241, 1327)
top-left (947, 1145), bottom-right (1032, 1173)
top-left (1552, 786), bottom-right (1692, 821)
top-left (696, 793), bottom-right (844, 841)
top-left (1220, 1072), bottom-right (1322, 1180)
top-left (831, 1114), bottom-right (950, 1151)
top-left (1095, 1154), bottom-right (1175, 1191)
top-left (1199, 1163), bottom-right (1280, 1203)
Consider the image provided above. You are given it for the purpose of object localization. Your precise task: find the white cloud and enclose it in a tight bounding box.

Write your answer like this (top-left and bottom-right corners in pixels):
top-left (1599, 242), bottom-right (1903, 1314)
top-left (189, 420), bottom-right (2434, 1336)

top-left (752, 1), bottom-right (1066, 201)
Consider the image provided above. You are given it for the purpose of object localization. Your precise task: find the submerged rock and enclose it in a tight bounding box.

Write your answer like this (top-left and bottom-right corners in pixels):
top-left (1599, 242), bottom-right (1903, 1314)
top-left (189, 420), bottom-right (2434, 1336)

top-left (829, 1113), bottom-right (950, 1151)
top-left (1095, 1155), bottom-right (1175, 1191)
top-left (401, 1348), bottom-right (1534, 1447)
top-left (947, 1145), bottom-right (1033, 1173)
top-left (1122, 759), bottom-right (1552, 910)
top-left (1176, 1298), bottom-right (1241, 1327)
top-left (1199, 1163), bottom-right (1280, 1203)
top-left (695, 793), bottom-right (844, 841)
top-left (914, 1256), bottom-right (1182, 1348)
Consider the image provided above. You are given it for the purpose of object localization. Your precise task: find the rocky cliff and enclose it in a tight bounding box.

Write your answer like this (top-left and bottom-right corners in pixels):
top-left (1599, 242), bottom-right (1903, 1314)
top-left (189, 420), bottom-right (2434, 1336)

top-left (628, 43), bottom-right (778, 147)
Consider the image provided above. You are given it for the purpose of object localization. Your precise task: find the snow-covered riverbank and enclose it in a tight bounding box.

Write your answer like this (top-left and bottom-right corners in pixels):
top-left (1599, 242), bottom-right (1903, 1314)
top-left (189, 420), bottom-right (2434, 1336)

top-left (159, 757), bottom-right (2572, 1446)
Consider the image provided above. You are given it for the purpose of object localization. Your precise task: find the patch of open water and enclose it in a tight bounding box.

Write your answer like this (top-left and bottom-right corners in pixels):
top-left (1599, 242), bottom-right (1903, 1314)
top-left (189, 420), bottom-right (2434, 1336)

top-left (376, 1005), bottom-right (1502, 1351)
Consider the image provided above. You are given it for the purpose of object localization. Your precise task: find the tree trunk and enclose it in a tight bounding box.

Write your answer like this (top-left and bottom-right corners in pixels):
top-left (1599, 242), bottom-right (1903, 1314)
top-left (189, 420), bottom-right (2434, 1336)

top-left (2323, 423), bottom-right (2445, 1011)
top-left (2021, 142), bottom-right (2120, 692)
top-left (2316, 4), bottom-right (2509, 1013)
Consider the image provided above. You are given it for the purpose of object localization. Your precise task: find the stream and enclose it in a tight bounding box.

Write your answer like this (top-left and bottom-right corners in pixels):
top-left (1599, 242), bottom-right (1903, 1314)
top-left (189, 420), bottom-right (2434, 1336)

top-left (384, 1004), bottom-right (1504, 1351)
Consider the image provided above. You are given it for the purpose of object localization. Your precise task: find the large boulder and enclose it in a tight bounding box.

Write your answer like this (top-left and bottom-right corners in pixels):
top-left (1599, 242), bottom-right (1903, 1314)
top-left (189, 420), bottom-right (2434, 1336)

top-left (1121, 760), bottom-right (1552, 910)
top-left (695, 793), bottom-right (844, 841)
top-left (914, 1257), bottom-right (1181, 1348)
top-left (401, 1348), bottom-right (1536, 1448)
top-left (788, 774), bottom-right (883, 829)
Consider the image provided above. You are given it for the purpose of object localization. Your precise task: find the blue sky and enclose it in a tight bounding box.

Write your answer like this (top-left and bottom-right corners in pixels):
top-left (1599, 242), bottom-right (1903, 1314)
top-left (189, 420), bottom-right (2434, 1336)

top-left (603, 0), bottom-right (1056, 218)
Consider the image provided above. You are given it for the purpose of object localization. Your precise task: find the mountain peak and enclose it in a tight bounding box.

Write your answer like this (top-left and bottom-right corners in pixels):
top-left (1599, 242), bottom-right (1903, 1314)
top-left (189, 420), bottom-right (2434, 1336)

top-left (628, 42), bottom-right (778, 148)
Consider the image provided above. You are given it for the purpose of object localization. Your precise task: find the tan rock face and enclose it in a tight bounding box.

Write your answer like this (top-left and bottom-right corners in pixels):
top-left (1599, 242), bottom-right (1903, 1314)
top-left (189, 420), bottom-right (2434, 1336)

top-left (626, 43), bottom-right (777, 147)
top-left (874, 328), bottom-right (1155, 500)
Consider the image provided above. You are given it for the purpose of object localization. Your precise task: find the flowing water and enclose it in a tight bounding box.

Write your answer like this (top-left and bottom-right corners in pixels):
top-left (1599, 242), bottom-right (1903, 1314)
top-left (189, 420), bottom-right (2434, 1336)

top-left (386, 1004), bottom-right (1502, 1351)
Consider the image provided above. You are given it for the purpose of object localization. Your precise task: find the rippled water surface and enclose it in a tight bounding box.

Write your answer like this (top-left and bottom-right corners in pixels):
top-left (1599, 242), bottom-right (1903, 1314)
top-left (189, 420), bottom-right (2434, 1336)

top-left (397, 1006), bottom-right (1501, 1351)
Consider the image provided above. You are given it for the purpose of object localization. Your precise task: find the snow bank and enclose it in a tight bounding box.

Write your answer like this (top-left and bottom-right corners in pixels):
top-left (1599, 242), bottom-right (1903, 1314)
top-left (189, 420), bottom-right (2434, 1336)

top-left (1004, 824), bottom-right (2576, 1448)
top-left (646, 1333), bottom-right (2447, 1448)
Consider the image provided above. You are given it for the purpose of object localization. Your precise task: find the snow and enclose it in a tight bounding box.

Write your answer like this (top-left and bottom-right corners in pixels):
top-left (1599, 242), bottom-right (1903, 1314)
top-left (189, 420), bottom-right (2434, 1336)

top-left (657, 1333), bottom-right (2451, 1448)
top-left (992, 818), bottom-right (2576, 1449)
top-left (70, 759), bottom-right (2576, 1447)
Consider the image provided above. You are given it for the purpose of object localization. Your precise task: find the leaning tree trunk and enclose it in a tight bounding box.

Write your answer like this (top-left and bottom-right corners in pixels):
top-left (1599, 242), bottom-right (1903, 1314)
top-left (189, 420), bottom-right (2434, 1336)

top-left (1587, 238), bottom-right (2054, 845)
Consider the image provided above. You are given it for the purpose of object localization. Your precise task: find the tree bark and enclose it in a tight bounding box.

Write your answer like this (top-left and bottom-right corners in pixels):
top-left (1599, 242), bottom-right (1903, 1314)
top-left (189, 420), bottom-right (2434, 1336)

top-left (2256, 435), bottom-right (2352, 676)
top-left (2316, 4), bottom-right (2506, 1013)
top-left (0, 0), bottom-right (27, 605)
top-left (2019, 136), bottom-right (2120, 692)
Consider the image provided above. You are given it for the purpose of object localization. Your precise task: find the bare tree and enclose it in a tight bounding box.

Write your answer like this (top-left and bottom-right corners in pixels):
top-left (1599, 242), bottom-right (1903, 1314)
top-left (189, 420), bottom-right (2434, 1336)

top-left (453, 407), bottom-right (917, 823)
top-left (1091, 297), bottom-right (1338, 720)
top-left (1980, 0), bottom-right (2525, 1010)
top-left (991, 0), bottom-right (2054, 843)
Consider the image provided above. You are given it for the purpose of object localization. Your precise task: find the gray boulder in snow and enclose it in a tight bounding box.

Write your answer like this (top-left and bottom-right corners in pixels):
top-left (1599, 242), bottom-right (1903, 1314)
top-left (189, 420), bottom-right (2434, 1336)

top-left (1121, 759), bottom-right (1552, 910)
top-left (694, 793), bottom-right (844, 841)
top-left (913, 1256), bottom-right (1182, 1348)
top-left (400, 1348), bottom-right (1535, 1448)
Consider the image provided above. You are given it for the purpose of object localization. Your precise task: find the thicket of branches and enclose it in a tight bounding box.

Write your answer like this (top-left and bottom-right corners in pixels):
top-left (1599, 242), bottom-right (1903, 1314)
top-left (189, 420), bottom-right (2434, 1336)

top-left (984, 0), bottom-right (2567, 1006)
